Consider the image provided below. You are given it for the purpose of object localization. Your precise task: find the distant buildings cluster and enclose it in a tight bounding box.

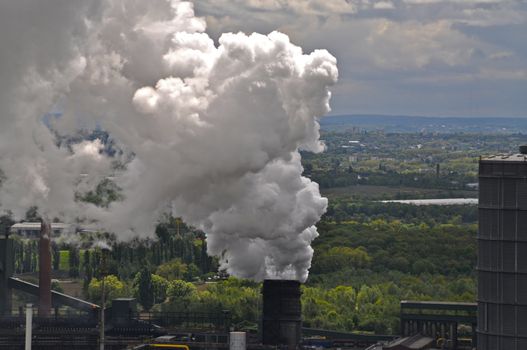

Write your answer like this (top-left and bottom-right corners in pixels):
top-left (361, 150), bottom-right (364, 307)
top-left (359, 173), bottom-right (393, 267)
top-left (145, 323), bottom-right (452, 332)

top-left (9, 222), bottom-right (93, 239)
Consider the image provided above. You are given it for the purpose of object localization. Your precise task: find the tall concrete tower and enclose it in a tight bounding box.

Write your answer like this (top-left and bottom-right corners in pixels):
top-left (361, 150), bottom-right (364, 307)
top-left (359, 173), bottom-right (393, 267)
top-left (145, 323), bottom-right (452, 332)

top-left (478, 147), bottom-right (527, 349)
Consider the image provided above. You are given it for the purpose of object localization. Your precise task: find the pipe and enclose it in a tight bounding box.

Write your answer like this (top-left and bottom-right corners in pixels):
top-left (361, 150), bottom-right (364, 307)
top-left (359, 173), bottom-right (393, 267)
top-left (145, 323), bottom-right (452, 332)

top-left (38, 219), bottom-right (52, 317)
top-left (25, 303), bottom-right (32, 350)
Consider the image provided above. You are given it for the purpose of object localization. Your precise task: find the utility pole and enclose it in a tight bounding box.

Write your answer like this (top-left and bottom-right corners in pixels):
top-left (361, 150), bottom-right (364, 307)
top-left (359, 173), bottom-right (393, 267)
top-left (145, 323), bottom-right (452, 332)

top-left (25, 303), bottom-right (32, 350)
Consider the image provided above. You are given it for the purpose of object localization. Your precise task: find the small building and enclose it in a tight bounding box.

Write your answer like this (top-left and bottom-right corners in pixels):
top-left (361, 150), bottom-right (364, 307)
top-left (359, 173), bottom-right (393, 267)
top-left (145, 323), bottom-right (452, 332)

top-left (400, 300), bottom-right (477, 349)
top-left (10, 222), bottom-right (71, 239)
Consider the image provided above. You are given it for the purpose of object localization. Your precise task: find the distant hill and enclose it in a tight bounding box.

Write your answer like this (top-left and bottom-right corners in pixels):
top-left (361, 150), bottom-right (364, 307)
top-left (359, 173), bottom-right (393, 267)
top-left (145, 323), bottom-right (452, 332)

top-left (319, 115), bottom-right (527, 133)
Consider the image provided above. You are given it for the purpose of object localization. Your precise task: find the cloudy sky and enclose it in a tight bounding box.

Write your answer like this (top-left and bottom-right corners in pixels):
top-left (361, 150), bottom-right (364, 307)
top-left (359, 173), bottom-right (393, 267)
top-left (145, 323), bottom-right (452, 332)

top-left (193, 0), bottom-right (527, 117)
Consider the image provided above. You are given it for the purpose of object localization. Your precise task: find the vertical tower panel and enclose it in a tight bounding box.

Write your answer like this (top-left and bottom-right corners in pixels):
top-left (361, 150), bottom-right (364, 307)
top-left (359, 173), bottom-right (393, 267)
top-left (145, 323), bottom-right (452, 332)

top-left (479, 154), bottom-right (527, 349)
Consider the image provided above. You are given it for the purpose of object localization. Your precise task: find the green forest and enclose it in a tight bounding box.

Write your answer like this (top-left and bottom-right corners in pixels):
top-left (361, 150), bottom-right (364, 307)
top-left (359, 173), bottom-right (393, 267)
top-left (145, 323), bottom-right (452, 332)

top-left (8, 201), bottom-right (477, 335)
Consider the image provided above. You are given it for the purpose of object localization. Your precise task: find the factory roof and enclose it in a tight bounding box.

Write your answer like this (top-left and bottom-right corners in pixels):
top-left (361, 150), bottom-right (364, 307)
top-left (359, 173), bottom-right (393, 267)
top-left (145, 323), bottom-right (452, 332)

top-left (481, 154), bottom-right (527, 162)
top-left (11, 222), bottom-right (70, 230)
top-left (401, 300), bottom-right (477, 308)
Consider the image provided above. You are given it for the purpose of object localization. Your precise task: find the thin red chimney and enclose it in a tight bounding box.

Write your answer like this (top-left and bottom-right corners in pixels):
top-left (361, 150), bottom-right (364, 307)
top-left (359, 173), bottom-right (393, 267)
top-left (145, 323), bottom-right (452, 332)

top-left (38, 219), bottom-right (52, 317)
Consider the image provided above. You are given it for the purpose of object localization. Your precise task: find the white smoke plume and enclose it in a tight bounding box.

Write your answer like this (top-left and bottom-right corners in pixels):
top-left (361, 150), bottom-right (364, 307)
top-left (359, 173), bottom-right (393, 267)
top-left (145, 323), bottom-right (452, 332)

top-left (0, 0), bottom-right (337, 282)
top-left (0, 0), bottom-right (109, 221)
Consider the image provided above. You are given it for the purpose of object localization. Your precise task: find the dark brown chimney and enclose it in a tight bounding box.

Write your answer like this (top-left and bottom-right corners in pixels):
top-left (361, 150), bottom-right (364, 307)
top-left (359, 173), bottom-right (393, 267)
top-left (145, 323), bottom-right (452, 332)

top-left (38, 219), bottom-right (52, 317)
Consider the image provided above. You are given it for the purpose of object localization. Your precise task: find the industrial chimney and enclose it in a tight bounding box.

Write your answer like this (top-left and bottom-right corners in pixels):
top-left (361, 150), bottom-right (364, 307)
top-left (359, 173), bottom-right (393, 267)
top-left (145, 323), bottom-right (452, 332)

top-left (38, 219), bottom-right (52, 317)
top-left (261, 279), bottom-right (302, 349)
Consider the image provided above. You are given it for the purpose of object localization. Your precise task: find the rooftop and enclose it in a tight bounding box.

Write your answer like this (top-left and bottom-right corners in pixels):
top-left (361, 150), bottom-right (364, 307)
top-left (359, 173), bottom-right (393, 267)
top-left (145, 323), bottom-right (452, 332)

top-left (401, 300), bottom-right (477, 307)
top-left (481, 154), bottom-right (527, 162)
top-left (11, 222), bottom-right (70, 230)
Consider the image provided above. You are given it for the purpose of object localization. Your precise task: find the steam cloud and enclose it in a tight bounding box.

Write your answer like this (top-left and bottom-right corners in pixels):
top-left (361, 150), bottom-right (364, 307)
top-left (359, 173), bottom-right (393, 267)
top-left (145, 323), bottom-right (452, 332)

top-left (0, 0), bottom-right (337, 282)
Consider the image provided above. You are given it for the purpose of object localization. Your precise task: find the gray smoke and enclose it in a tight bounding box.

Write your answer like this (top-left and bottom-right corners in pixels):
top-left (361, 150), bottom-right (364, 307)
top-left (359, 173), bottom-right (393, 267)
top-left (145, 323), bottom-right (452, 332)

top-left (0, 0), bottom-right (337, 282)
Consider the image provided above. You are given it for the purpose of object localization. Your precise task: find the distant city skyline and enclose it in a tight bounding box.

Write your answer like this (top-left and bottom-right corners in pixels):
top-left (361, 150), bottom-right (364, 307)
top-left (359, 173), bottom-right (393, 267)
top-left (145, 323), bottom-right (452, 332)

top-left (195, 0), bottom-right (527, 118)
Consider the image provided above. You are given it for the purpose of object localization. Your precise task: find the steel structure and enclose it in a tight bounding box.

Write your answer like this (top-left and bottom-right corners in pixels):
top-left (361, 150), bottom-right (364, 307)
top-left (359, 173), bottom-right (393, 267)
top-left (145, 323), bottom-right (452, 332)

top-left (478, 151), bottom-right (527, 349)
top-left (400, 301), bottom-right (477, 349)
top-left (0, 308), bottom-right (232, 350)
top-left (8, 277), bottom-right (100, 314)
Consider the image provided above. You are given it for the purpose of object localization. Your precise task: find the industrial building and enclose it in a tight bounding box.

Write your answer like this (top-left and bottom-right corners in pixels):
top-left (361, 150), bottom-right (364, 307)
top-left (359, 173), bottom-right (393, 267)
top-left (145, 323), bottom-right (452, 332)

top-left (10, 222), bottom-right (71, 238)
top-left (478, 148), bottom-right (527, 349)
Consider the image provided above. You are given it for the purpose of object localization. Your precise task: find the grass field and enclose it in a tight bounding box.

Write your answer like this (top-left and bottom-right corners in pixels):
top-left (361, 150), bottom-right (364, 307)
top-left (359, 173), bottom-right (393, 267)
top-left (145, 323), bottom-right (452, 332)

top-left (320, 185), bottom-right (477, 200)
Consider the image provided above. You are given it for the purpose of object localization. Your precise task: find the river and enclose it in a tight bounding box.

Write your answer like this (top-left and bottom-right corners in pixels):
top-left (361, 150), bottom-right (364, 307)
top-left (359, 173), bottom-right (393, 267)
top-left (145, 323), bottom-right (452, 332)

top-left (380, 198), bottom-right (478, 206)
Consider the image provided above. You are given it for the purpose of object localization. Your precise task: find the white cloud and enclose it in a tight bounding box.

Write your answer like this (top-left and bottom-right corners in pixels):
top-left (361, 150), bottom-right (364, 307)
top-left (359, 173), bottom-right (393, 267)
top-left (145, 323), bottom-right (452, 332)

top-left (363, 20), bottom-right (483, 69)
top-left (480, 68), bottom-right (527, 80)
top-left (195, 0), bottom-right (527, 116)
top-left (374, 1), bottom-right (396, 9)
top-left (403, 0), bottom-right (502, 4)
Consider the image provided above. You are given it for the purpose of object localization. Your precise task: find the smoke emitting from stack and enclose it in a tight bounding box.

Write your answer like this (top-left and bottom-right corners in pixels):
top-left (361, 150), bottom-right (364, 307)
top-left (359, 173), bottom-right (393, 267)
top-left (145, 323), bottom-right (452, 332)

top-left (0, 0), bottom-right (337, 282)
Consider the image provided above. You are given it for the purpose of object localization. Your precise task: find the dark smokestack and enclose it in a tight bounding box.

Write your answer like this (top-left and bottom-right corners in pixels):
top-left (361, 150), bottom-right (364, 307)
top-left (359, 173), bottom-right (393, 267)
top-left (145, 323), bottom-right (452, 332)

top-left (261, 279), bottom-right (302, 349)
top-left (38, 219), bottom-right (52, 317)
top-left (0, 236), bottom-right (14, 315)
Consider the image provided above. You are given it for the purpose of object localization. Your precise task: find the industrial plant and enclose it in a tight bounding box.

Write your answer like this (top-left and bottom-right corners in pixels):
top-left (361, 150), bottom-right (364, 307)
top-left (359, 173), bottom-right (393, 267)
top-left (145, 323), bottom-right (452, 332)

top-left (2, 147), bottom-right (527, 349)
top-left (1, 0), bottom-right (525, 348)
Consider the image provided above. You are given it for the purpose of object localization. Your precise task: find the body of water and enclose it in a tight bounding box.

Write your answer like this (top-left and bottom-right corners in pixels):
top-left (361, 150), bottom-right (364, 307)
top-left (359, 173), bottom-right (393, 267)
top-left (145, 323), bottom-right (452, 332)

top-left (380, 198), bottom-right (478, 206)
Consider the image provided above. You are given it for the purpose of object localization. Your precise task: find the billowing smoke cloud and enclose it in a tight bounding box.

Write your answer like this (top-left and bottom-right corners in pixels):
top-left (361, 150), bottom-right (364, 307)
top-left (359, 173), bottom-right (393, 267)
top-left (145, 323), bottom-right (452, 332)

top-left (0, 0), bottom-right (109, 220)
top-left (0, 0), bottom-right (337, 282)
